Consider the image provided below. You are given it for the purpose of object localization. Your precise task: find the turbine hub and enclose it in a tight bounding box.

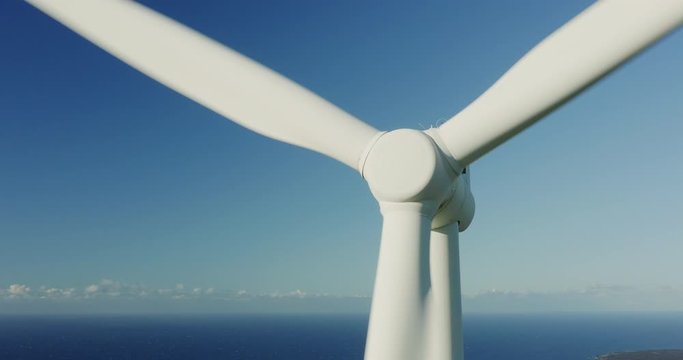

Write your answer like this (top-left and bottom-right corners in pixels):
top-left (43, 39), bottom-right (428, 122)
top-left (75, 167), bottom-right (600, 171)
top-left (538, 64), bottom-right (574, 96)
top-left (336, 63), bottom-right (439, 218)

top-left (361, 129), bottom-right (475, 230)
top-left (362, 129), bottom-right (454, 204)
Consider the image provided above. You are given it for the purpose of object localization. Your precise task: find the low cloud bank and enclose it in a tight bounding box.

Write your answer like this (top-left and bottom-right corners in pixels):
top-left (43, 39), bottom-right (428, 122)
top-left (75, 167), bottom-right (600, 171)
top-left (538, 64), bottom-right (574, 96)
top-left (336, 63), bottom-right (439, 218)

top-left (0, 280), bottom-right (370, 314)
top-left (3, 281), bottom-right (683, 313)
top-left (463, 284), bottom-right (683, 312)
top-left (1, 279), bottom-right (366, 302)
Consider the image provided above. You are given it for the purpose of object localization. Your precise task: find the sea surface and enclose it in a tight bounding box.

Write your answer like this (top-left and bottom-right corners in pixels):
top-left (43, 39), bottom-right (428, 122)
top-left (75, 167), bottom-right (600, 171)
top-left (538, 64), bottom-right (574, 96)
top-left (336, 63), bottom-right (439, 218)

top-left (1, 312), bottom-right (682, 359)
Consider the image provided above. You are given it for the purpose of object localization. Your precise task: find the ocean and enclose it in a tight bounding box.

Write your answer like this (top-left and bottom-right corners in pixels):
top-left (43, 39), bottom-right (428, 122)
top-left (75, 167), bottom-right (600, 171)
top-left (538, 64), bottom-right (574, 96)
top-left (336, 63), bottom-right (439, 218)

top-left (0, 313), bottom-right (682, 359)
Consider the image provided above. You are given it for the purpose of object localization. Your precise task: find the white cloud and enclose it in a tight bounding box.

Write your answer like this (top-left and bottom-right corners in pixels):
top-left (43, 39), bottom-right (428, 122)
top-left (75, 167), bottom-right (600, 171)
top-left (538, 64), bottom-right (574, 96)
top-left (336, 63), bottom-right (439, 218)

top-left (83, 279), bottom-right (144, 298)
top-left (269, 289), bottom-right (307, 298)
top-left (43, 287), bottom-right (76, 299)
top-left (7, 284), bottom-right (31, 297)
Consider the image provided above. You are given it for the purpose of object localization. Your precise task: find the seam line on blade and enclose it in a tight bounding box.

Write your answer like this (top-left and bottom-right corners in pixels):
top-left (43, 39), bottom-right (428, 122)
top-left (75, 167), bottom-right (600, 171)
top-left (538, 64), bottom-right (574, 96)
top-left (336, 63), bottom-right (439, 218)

top-left (424, 128), bottom-right (463, 174)
top-left (358, 131), bottom-right (388, 178)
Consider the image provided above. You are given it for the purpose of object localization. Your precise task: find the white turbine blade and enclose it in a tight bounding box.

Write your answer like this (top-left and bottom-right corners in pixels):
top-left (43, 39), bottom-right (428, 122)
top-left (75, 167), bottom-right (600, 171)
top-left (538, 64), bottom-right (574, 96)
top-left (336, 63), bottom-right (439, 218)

top-left (26, 0), bottom-right (380, 170)
top-left (437, 0), bottom-right (683, 166)
top-left (365, 202), bottom-right (433, 360)
top-left (424, 223), bottom-right (464, 360)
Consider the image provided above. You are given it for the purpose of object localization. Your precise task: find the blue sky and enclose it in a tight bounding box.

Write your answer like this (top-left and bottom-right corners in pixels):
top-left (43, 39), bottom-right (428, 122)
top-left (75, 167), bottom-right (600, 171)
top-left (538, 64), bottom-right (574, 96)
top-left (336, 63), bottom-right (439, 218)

top-left (1, 1), bottom-right (682, 313)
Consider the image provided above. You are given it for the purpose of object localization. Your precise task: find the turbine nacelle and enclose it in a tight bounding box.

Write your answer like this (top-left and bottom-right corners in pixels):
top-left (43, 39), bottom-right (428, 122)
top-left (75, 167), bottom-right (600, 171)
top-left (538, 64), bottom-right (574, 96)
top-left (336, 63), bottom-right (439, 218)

top-left (432, 170), bottom-right (475, 231)
top-left (361, 129), bottom-right (475, 230)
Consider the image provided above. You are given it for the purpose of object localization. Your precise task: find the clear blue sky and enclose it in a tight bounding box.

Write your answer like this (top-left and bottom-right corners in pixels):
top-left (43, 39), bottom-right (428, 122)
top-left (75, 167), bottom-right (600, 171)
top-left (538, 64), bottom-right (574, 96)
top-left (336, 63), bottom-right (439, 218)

top-left (1, 0), bottom-right (682, 313)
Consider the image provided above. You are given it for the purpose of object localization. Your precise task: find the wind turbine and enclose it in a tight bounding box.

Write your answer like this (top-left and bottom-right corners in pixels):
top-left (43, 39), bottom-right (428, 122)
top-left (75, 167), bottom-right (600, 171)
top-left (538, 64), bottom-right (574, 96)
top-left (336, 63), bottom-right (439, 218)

top-left (24, 0), bottom-right (683, 359)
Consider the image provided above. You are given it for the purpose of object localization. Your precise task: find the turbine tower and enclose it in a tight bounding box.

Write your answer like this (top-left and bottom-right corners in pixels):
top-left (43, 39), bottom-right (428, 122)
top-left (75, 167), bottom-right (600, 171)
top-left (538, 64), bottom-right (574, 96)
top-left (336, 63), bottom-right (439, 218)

top-left (25, 1), bottom-right (683, 359)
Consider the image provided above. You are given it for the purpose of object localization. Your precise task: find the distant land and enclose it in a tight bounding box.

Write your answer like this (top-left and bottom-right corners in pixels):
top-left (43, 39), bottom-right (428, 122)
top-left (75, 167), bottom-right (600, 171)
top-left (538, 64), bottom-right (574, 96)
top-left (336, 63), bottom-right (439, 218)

top-left (597, 350), bottom-right (683, 360)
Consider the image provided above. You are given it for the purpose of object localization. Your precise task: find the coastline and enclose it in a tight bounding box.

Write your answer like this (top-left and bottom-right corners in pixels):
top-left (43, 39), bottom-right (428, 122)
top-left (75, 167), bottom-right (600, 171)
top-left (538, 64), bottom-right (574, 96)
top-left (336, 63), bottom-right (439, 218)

top-left (597, 350), bottom-right (683, 359)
